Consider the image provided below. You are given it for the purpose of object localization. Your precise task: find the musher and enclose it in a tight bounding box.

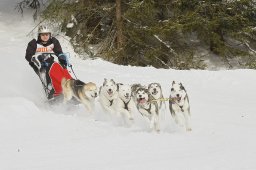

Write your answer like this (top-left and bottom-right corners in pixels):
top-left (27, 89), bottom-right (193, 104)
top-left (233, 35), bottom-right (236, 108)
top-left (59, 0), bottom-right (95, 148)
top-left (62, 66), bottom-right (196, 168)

top-left (25, 25), bottom-right (72, 100)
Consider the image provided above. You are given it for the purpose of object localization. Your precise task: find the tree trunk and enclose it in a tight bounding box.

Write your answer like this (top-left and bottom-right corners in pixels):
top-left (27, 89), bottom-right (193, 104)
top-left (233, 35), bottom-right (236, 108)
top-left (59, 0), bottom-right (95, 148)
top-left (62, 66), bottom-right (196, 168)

top-left (115, 0), bottom-right (123, 49)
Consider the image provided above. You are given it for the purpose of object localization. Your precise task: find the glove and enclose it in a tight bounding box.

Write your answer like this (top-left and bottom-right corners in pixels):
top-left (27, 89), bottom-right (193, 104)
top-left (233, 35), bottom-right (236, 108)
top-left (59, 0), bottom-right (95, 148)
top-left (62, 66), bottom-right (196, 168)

top-left (59, 58), bottom-right (67, 68)
top-left (37, 54), bottom-right (44, 62)
top-left (29, 62), bottom-right (39, 74)
top-left (58, 54), bottom-right (67, 68)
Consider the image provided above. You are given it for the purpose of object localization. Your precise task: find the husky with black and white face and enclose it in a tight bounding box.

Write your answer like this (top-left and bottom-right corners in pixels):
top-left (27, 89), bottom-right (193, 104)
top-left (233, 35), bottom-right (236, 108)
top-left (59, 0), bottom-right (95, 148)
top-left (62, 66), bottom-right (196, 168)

top-left (169, 81), bottom-right (191, 131)
top-left (135, 87), bottom-right (160, 132)
top-left (131, 83), bottom-right (143, 102)
top-left (99, 78), bottom-right (118, 115)
top-left (148, 83), bottom-right (164, 110)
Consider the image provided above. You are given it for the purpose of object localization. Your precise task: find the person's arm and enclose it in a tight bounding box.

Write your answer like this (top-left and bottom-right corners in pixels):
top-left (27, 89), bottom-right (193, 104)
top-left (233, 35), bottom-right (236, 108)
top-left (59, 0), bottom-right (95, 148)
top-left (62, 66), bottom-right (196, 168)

top-left (25, 39), bottom-right (37, 62)
top-left (52, 37), bottom-right (63, 56)
top-left (25, 39), bottom-right (38, 73)
top-left (52, 37), bottom-right (68, 68)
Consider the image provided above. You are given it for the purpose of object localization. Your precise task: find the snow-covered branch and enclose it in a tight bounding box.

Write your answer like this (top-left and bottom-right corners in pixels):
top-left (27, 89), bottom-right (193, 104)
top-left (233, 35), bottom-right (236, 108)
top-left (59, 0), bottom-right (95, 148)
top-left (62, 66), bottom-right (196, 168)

top-left (244, 42), bottom-right (256, 54)
top-left (154, 35), bottom-right (177, 56)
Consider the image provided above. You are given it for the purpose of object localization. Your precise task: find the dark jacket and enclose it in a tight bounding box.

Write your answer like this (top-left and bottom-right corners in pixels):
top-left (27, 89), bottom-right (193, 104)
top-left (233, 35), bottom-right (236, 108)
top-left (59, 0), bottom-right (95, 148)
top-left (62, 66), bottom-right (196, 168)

top-left (25, 36), bottom-right (63, 62)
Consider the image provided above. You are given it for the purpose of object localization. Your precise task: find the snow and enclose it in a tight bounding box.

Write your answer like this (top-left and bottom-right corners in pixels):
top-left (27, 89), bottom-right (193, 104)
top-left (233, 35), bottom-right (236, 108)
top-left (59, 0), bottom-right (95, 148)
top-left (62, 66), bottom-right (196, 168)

top-left (66, 23), bottom-right (74, 28)
top-left (1, 1), bottom-right (256, 170)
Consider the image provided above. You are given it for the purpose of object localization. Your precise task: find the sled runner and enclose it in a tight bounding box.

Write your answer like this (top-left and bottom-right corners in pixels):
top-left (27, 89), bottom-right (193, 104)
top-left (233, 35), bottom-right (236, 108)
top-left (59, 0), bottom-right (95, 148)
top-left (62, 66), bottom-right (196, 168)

top-left (31, 53), bottom-right (78, 104)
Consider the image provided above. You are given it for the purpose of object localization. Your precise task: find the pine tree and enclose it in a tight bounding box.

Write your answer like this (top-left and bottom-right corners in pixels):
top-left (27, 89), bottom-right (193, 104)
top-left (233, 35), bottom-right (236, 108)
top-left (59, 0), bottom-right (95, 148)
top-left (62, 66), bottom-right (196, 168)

top-left (21, 0), bottom-right (256, 69)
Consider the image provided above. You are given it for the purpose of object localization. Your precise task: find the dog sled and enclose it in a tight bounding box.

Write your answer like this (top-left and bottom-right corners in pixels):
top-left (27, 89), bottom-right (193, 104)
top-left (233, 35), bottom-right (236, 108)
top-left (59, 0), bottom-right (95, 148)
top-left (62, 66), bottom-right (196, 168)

top-left (31, 53), bottom-right (78, 105)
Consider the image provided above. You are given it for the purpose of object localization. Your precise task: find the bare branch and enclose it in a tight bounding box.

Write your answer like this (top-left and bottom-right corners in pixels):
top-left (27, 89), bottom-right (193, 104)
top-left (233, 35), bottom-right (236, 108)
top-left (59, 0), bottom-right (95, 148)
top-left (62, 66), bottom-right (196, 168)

top-left (16, 0), bottom-right (42, 20)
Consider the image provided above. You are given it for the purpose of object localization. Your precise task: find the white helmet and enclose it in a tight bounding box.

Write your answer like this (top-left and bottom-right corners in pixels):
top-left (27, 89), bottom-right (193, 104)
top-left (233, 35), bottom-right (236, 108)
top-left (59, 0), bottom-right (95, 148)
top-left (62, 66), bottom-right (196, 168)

top-left (38, 25), bottom-right (51, 35)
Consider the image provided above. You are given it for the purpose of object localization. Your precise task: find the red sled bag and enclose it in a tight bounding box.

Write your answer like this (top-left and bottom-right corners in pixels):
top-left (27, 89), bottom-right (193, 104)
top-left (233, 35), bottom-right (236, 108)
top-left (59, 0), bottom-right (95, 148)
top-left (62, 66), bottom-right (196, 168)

top-left (49, 62), bottom-right (72, 97)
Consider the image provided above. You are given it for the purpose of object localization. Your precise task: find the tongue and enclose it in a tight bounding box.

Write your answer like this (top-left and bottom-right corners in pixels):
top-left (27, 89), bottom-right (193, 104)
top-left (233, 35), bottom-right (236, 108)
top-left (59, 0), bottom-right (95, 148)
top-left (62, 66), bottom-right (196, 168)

top-left (139, 99), bottom-right (146, 104)
top-left (108, 91), bottom-right (113, 95)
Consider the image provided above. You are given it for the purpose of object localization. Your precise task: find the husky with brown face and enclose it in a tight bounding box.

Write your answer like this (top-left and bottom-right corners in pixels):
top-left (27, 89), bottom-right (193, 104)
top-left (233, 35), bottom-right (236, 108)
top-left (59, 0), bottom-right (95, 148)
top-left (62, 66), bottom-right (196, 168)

top-left (169, 81), bottom-right (191, 131)
top-left (61, 78), bottom-right (98, 113)
top-left (135, 87), bottom-right (160, 132)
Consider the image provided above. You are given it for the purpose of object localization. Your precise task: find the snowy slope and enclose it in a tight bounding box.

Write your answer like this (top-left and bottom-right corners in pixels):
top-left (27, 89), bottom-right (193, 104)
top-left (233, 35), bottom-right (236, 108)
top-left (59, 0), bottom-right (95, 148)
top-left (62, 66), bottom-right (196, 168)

top-left (1, 1), bottom-right (256, 170)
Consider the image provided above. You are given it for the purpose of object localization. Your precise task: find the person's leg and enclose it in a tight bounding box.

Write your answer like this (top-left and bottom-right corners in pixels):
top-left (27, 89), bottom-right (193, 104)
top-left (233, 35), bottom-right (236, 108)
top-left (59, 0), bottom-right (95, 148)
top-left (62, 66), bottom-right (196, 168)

top-left (44, 62), bottom-right (55, 99)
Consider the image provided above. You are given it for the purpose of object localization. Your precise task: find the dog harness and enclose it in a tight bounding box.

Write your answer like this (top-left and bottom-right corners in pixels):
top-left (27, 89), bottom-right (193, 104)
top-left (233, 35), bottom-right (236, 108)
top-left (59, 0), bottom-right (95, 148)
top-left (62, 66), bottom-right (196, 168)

top-left (71, 79), bottom-right (85, 100)
top-left (109, 99), bottom-right (114, 106)
top-left (169, 94), bottom-right (188, 112)
top-left (122, 98), bottom-right (131, 111)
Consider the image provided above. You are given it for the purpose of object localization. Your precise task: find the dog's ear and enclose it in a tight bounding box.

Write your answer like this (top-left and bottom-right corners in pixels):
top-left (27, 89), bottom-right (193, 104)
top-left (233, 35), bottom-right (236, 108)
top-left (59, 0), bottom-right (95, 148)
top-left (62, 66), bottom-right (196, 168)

top-left (136, 85), bottom-right (141, 92)
top-left (157, 83), bottom-right (162, 89)
top-left (103, 78), bottom-right (107, 86)
top-left (131, 85), bottom-right (140, 93)
top-left (135, 87), bottom-right (142, 93)
top-left (116, 83), bottom-right (123, 91)
top-left (148, 83), bottom-right (152, 89)
top-left (180, 83), bottom-right (186, 91)
top-left (172, 81), bottom-right (175, 86)
top-left (110, 79), bottom-right (116, 84)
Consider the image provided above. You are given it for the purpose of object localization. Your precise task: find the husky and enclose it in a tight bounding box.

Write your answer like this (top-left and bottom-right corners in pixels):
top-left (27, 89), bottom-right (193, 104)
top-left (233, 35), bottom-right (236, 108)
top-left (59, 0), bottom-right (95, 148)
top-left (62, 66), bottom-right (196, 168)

top-left (169, 81), bottom-right (191, 131)
top-left (148, 83), bottom-right (165, 110)
top-left (115, 84), bottom-right (134, 121)
top-left (99, 78), bottom-right (118, 115)
top-left (135, 87), bottom-right (160, 132)
top-left (131, 83), bottom-right (143, 102)
top-left (61, 78), bottom-right (98, 113)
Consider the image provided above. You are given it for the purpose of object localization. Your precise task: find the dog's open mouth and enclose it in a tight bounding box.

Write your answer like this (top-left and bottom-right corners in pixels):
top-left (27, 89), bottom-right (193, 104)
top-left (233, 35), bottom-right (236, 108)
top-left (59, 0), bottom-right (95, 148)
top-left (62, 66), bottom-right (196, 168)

top-left (107, 91), bottom-right (113, 95)
top-left (137, 98), bottom-right (146, 104)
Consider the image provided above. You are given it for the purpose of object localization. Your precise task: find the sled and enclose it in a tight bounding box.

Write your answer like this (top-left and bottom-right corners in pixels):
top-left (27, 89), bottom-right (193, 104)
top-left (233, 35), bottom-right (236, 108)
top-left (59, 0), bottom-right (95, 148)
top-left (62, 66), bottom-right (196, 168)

top-left (31, 53), bottom-right (79, 105)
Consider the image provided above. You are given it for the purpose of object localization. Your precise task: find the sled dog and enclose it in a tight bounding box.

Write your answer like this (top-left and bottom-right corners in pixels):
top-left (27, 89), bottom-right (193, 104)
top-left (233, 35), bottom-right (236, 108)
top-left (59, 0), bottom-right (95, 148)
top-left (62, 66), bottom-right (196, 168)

top-left (169, 81), bottom-right (191, 131)
top-left (148, 83), bottom-right (165, 110)
top-left (135, 87), bottom-right (160, 132)
top-left (115, 84), bottom-right (134, 120)
top-left (61, 78), bottom-right (98, 113)
top-left (131, 83), bottom-right (143, 102)
top-left (99, 78), bottom-right (118, 115)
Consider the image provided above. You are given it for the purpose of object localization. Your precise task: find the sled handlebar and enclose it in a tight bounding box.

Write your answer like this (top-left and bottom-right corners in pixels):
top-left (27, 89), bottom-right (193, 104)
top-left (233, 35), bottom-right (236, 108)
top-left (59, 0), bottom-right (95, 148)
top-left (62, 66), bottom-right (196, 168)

top-left (31, 53), bottom-right (55, 70)
top-left (31, 52), bottom-right (71, 69)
